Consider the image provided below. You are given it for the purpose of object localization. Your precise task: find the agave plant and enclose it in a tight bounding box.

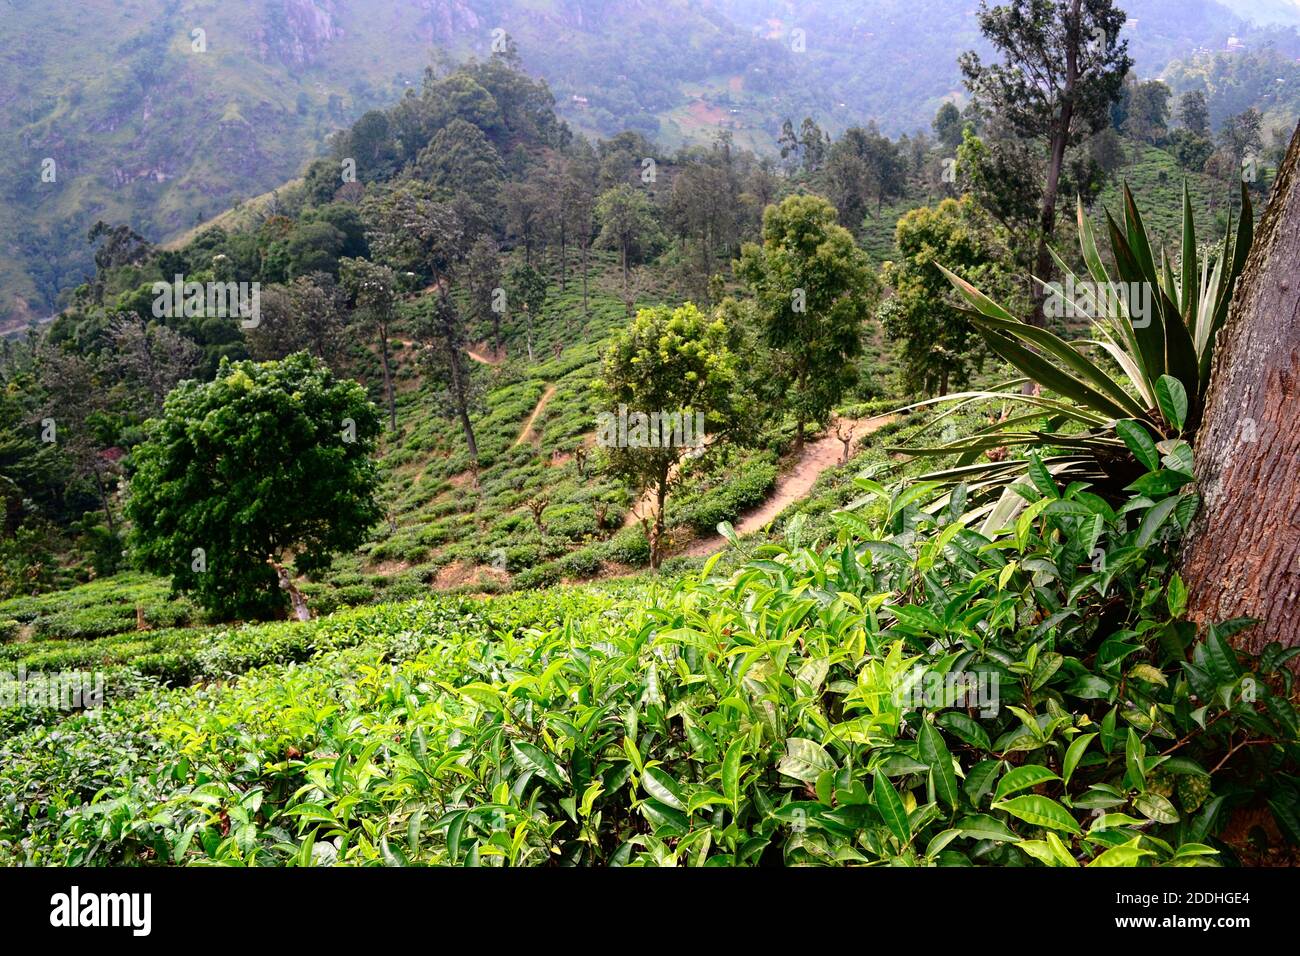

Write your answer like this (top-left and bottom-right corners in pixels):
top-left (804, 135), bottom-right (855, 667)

top-left (896, 181), bottom-right (1253, 514)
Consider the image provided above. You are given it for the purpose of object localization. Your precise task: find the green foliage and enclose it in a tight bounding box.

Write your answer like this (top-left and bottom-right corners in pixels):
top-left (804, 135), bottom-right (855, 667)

top-left (879, 195), bottom-right (1012, 395)
top-left (126, 354), bottom-right (383, 619)
top-left (4, 440), bottom-right (1294, 866)
top-left (906, 182), bottom-right (1253, 505)
top-left (597, 302), bottom-right (747, 566)
top-left (669, 453), bottom-right (778, 534)
top-left (736, 194), bottom-right (880, 444)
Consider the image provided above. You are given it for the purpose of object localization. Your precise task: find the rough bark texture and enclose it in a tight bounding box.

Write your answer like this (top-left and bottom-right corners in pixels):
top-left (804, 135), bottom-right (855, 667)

top-left (1181, 120), bottom-right (1300, 651)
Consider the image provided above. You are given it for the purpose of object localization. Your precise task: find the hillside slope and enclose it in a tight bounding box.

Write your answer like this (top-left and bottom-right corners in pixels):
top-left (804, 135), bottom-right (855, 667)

top-left (3, 0), bottom-right (1294, 328)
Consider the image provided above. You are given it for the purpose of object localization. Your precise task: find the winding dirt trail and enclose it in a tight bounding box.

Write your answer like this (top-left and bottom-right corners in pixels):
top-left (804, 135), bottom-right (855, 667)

top-left (675, 413), bottom-right (896, 558)
top-left (397, 340), bottom-right (501, 367)
top-left (514, 385), bottom-right (557, 447)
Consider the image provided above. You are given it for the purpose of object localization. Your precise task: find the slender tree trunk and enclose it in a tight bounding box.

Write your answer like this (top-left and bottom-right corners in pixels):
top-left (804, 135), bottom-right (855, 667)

top-left (91, 461), bottom-right (116, 535)
top-left (1028, 0), bottom-right (1079, 331)
top-left (560, 223), bottom-right (567, 292)
top-left (650, 466), bottom-right (670, 570)
top-left (439, 290), bottom-right (479, 463)
top-left (1181, 121), bottom-right (1300, 652)
top-left (581, 243), bottom-right (590, 315)
top-left (271, 558), bottom-right (311, 622)
top-left (793, 366), bottom-right (809, 451)
top-left (378, 322), bottom-right (395, 431)
top-left (448, 345), bottom-right (479, 463)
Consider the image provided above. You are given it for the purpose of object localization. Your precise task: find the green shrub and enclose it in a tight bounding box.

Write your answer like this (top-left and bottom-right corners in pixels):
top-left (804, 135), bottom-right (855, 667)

top-left (557, 545), bottom-right (604, 578)
top-left (541, 504), bottom-right (600, 541)
top-left (3, 426), bottom-right (1296, 869)
top-left (512, 562), bottom-right (561, 590)
top-left (604, 526), bottom-right (651, 565)
top-left (671, 457), bottom-right (778, 534)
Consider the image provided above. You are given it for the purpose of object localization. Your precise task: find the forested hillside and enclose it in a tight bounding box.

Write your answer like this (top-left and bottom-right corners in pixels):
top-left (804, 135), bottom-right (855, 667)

top-left (4, 0), bottom-right (1299, 327)
top-left (0, 0), bottom-right (1298, 884)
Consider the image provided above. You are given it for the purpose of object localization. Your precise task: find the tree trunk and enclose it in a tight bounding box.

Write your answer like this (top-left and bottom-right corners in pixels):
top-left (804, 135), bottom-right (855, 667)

top-left (91, 461), bottom-right (116, 535)
top-left (581, 243), bottom-right (590, 316)
top-left (650, 472), bottom-right (669, 570)
top-left (379, 323), bottom-right (395, 431)
top-left (447, 347), bottom-right (478, 463)
top-left (559, 222), bottom-right (567, 292)
top-left (439, 291), bottom-right (479, 463)
top-left (1028, 0), bottom-right (1079, 331)
top-left (1181, 120), bottom-right (1300, 652)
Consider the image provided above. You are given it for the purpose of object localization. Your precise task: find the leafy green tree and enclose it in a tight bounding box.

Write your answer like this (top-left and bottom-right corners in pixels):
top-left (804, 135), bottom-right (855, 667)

top-left (933, 102), bottom-right (965, 151)
top-left (798, 117), bottom-right (830, 172)
top-left (824, 123), bottom-right (905, 226)
top-left (245, 276), bottom-right (350, 371)
top-left (412, 295), bottom-right (482, 465)
top-left (284, 220), bottom-right (346, 278)
top-left (1121, 78), bottom-right (1171, 145)
top-left (361, 180), bottom-right (464, 281)
top-left (562, 144), bottom-right (599, 316)
top-left (596, 184), bottom-right (660, 296)
top-left (666, 151), bottom-right (743, 302)
top-left (464, 236), bottom-right (503, 355)
top-left (417, 118), bottom-right (504, 214)
top-left (340, 257), bottom-right (399, 430)
top-left (126, 353), bottom-right (381, 619)
top-left (960, 0), bottom-right (1131, 327)
top-left (1169, 127), bottom-right (1214, 172)
top-left (736, 194), bottom-right (878, 449)
top-left (508, 262), bottom-right (547, 362)
top-left (880, 196), bottom-right (1014, 396)
top-left (596, 303), bottom-right (742, 568)
top-left (362, 182), bottom-right (481, 460)
top-left (1177, 89), bottom-right (1210, 137)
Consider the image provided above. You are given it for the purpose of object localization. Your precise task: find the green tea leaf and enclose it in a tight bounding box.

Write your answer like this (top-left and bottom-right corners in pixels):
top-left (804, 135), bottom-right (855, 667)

top-left (873, 770), bottom-right (911, 844)
top-left (993, 765), bottom-right (1060, 802)
top-left (993, 795), bottom-right (1081, 834)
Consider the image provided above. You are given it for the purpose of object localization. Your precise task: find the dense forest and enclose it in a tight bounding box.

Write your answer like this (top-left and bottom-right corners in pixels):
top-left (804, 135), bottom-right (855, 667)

top-left (0, 0), bottom-right (1297, 893)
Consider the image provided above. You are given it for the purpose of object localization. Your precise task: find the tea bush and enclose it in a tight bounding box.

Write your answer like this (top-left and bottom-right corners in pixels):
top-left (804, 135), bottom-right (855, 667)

top-left (2, 434), bottom-right (1294, 866)
top-left (671, 453), bottom-right (779, 534)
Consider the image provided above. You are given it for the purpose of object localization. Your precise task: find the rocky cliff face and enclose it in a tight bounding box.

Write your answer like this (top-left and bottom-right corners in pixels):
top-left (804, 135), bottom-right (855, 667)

top-left (410, 0), bottom-right (483, 44)
top-left (256, 0), bottom-right (343, 66)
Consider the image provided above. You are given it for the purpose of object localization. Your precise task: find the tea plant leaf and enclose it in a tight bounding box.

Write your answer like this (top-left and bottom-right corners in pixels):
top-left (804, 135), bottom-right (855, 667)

top-left (642, 766), bottom-right (687, 811)
top-left (1154, 375), bottom-right (1188, 432)
top-left (873, 770), bottom-right (911, 844)
top-left (993, 795), bottom-right (1081, 834)
top-left (1062, 733), bottom-right (1097, 788)
top-left (918, 720), bottom-right (960, 810)
top-left (511, 741), bottom-right (570, 788)
top-left (993, 765), bottom-right (1060, 803)
top-left (956, 813), bottom-right (1017, 842)
top-left (1116, 420), bottom-right (1160, 472)
top-left (1134, 791), bottom-right (1179, 825)
top-left (779, 738), bottom-right (837, 784)
top-left (722, 739), bottom-right (745, 813)
top-left (1087, 837), bottom-right (1154, 867)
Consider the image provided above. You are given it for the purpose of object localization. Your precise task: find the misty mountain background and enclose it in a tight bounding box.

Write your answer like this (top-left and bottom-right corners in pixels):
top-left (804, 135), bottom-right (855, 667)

top-left (2, 0), bottom-right (1298, 327)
